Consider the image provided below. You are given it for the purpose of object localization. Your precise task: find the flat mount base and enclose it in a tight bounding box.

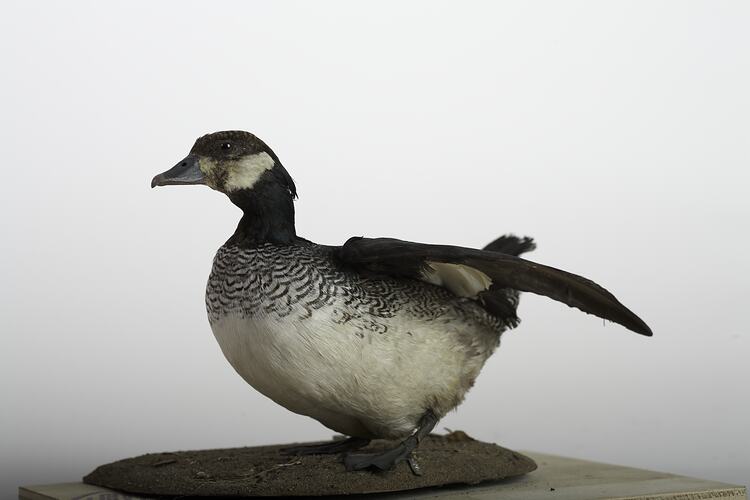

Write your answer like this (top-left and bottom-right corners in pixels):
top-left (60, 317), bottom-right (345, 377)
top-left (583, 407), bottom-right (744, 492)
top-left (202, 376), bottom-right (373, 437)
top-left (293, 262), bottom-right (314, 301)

top-left (83, 431), bottom-right (537, 497)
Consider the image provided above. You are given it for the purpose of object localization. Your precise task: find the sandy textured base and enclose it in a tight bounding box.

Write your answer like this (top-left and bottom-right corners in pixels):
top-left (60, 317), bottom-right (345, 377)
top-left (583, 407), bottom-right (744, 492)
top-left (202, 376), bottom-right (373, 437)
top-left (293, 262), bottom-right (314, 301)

top-left (83, 431), bottom-right (537, 497)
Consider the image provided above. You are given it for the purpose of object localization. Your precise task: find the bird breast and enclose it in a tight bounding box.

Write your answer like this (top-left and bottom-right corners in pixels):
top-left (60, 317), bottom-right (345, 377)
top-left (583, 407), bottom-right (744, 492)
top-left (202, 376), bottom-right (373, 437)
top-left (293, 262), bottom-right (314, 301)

top-left (205, 243), bottom-right (504, 438)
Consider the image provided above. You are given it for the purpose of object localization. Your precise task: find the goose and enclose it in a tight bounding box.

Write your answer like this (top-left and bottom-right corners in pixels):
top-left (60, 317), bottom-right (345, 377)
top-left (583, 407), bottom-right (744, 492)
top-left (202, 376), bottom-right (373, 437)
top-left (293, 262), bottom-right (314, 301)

top-left (151, 130), bottom-right (651, 472)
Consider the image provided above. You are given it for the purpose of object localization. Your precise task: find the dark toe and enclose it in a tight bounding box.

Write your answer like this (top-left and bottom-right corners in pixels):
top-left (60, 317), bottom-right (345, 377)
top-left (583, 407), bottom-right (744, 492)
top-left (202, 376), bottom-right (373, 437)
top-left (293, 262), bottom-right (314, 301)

top-left (280, 445), bottom-right (317, 456)
top-left (344, 445), bottom-right (411, 472)
top-left (283, 437), bottom-right (370, 457)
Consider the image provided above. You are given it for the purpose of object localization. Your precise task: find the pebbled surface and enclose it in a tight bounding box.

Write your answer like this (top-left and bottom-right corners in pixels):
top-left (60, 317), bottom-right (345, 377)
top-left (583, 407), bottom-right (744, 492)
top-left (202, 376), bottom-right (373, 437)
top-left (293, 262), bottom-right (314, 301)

top-left (83, 432), bottom-right (537, 497)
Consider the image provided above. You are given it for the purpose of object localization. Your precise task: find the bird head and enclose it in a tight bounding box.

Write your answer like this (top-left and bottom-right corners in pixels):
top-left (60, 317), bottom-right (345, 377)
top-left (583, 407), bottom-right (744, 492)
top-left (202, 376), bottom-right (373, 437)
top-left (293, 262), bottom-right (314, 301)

top-left (151, 130), bottom-right (296, 201)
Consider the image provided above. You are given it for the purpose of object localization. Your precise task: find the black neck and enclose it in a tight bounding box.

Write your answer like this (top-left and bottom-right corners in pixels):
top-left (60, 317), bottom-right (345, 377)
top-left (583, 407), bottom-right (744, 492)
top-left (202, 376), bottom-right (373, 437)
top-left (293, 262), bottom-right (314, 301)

top-left (226, 180), bottom-right (297, 246)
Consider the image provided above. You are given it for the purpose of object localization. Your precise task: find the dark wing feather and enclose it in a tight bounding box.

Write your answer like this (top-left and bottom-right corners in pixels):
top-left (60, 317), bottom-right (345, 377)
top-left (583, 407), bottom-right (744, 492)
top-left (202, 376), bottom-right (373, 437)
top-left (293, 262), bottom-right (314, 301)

top-left (338, 237), bottom-right (652, 337)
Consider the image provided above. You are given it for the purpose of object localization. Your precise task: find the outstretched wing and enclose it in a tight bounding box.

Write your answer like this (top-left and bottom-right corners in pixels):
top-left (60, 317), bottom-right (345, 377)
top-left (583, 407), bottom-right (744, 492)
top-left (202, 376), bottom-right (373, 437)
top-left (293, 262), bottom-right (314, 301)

top-left (337, 237), bottom-right (652, 336)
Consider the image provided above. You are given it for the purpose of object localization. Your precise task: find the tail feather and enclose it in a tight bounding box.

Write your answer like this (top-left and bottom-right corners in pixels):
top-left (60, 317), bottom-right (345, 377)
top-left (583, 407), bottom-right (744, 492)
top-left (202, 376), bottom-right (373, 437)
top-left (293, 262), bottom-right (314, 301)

top-left (480, 234), bottom-right (536, 330)
top-left (483, 234), bottom-right (536, 256)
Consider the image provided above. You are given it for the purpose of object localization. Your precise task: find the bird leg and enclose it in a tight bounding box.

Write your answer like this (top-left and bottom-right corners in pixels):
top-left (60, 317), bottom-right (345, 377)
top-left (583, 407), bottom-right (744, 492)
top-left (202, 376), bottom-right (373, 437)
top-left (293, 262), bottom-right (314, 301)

top-left (344, 410), bottom-right (438, 472)
top-left (281, 436), bottom-right (371, 456)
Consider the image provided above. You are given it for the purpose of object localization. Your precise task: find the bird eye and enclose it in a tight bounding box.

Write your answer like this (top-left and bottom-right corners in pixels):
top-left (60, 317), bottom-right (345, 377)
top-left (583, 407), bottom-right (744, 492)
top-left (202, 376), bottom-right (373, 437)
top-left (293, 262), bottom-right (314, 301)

top-left (220, 142), bottom-right (232, 151)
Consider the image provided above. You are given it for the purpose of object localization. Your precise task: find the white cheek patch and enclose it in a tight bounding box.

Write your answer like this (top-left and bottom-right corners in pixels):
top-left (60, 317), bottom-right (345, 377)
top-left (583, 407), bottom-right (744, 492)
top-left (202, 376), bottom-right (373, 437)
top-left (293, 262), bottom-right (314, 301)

top-left (421, 261), bottom-right (493, 299)
top-left (224, 152), bottom-right (276, 191)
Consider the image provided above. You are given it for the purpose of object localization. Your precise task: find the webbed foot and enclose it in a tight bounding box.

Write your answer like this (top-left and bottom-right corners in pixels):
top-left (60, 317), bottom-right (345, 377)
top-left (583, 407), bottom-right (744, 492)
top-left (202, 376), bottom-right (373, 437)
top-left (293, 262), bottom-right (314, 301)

top-left (343, 410), bottom-right (438, 473)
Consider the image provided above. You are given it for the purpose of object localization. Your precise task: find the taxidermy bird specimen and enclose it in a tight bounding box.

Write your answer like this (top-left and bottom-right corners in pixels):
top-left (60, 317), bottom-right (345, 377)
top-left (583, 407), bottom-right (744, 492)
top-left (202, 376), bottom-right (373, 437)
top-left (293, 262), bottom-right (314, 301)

top-left (152, 131), bottom-right (651, 472)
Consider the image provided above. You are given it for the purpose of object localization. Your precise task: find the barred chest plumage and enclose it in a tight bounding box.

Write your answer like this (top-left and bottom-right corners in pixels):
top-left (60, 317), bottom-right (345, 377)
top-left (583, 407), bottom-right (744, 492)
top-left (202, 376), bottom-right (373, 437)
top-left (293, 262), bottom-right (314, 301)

top-left (206, 242), bottom-right (339, 324)
top-left (206, 242), bottom-right (507, 333)
top-left (205, 241), bottom-right (506, 439)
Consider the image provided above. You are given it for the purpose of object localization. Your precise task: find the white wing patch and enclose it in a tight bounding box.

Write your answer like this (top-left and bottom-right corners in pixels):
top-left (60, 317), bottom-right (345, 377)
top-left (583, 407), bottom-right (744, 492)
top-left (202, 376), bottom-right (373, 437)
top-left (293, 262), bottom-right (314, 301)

top-left (421, 261), bottom-right (493, 298)
top-left (224, 152), bottom-right (276, 192)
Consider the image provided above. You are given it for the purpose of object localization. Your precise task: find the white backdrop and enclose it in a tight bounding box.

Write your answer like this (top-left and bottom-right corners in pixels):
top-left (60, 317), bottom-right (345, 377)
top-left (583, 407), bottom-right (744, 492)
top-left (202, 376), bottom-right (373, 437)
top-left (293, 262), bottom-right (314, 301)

top-left (1, 1), bottom-right (748, 495)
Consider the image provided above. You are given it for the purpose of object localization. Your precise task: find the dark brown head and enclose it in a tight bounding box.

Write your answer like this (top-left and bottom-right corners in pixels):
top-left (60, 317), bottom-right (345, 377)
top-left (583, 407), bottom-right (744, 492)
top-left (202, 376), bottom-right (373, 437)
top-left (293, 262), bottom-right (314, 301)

top-left (152, 131), bottom-right (298, 245)
top-left (151, 130), bottom-right (296, 198)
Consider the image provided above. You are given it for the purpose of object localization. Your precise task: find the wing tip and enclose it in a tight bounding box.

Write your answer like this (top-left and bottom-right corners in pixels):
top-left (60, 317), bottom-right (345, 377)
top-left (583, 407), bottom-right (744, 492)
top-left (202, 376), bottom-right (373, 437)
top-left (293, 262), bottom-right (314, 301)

top-left (634, 322), bottom-right (654, 337)
top-left (621, 314), bottom-right (653, 337)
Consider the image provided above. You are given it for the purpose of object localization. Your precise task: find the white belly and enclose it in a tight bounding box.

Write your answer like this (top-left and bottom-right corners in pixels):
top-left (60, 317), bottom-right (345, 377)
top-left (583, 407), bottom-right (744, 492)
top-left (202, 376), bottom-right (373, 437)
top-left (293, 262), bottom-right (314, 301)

top-left (210, 304), bottom-right (495, 439)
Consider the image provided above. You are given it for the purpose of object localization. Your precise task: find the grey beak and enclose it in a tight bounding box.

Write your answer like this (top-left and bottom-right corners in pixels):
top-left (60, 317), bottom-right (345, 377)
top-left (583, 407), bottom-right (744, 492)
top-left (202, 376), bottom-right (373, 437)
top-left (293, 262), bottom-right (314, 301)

top-left (151, 154), bottom-right (205, 188)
